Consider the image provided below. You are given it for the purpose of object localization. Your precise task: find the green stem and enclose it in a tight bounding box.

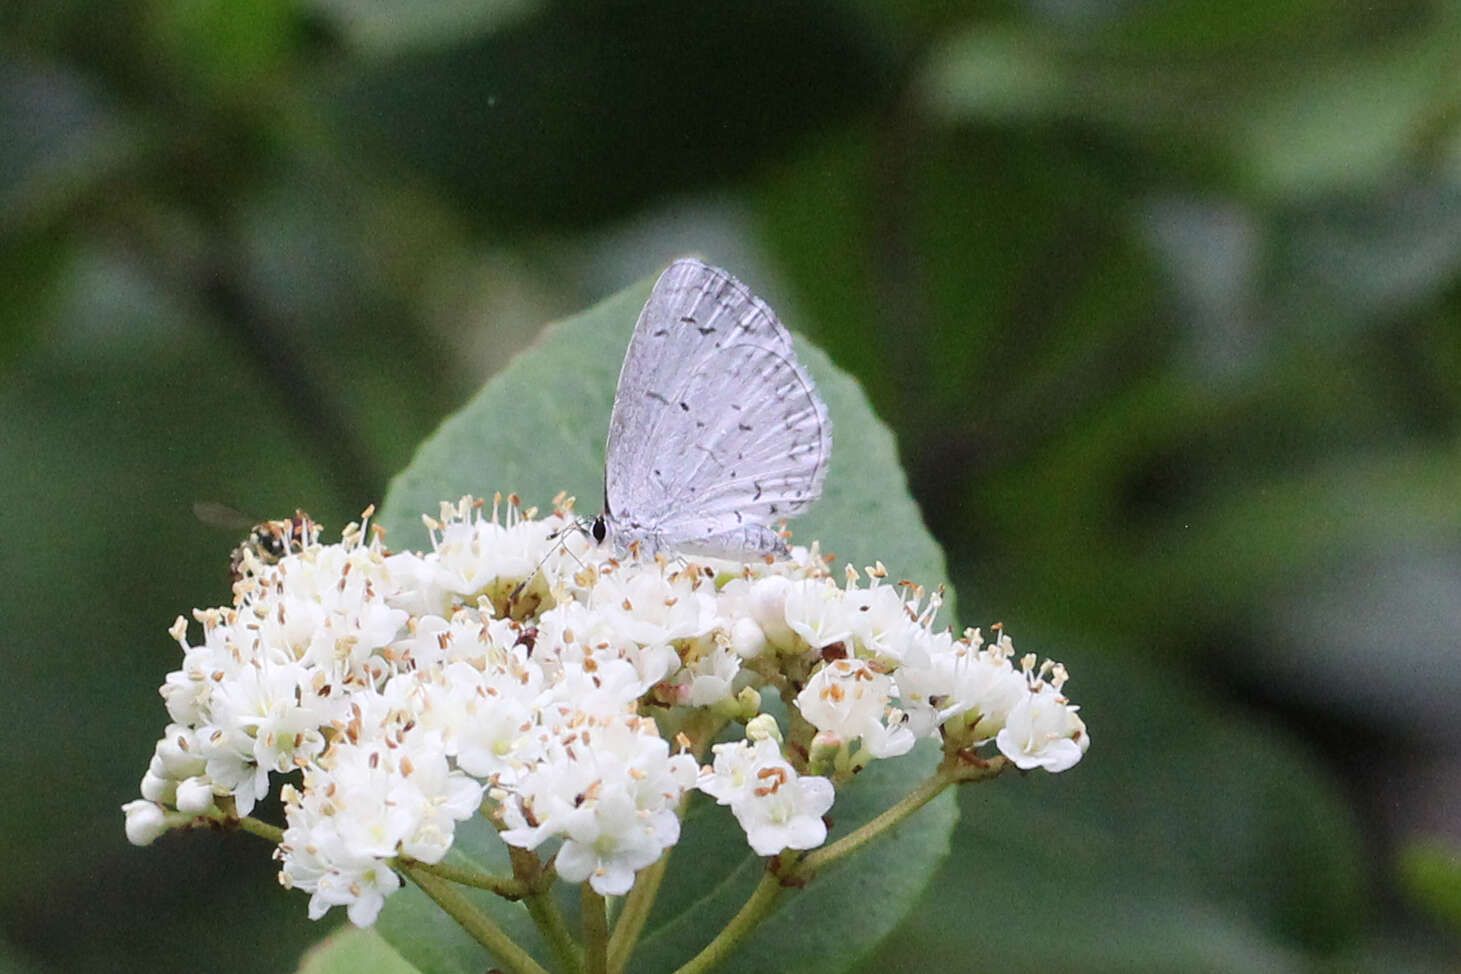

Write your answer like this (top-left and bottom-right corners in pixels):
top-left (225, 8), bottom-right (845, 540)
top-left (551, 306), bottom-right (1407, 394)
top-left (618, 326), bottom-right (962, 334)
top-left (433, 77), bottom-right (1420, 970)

top-left (671, 866), bottom-right (786, 974)
top-left (606, 853), bottom-right (670, 974)
top-left (793, 767), bottom-right (952, 878)
top-left (526, 890), bottom-right (581, 974)
top-left (405, 858), bottom-right (531, 898)
top-left (793, 753), bottom-right (1010, 879)
top-left (398, 861), bottom-right (551, 974)
top-left (511, 846), bottom-right (581, 973)
top-left (953, 752), bottom-right (1011, 780)
top-left (606, 707), bottom-right (723, 972)
top-left (582, 885), bottom-right (609, 974)
top-left (233, 814), bottom-right (284, 844)
top-left (169, 810), bottom-right (281, 844)
top-left (607, 726), bottom-right (715, 973)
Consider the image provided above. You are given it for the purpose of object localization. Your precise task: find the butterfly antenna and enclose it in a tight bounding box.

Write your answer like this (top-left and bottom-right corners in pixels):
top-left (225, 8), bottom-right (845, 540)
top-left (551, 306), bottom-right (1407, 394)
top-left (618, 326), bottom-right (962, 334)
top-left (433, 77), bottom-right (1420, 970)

top-left (506, 512), bottom-right (593, 611)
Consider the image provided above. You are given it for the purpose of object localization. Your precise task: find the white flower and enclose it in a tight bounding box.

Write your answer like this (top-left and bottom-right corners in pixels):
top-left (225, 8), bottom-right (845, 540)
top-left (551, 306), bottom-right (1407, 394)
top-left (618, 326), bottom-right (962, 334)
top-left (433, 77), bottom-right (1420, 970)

top-left (174, 776), bottom-right (217, 814)
top-left (391, 740), bottom-right (487, 863)
top-left (696, 738), bottom-right (834, 856)
top-left (996, 685), bottom-right (1089, 772)
top-left (885, 628), bottom-right (961, 738)
top-left (139, 769), bottom-right (173, 805)
top-left (122, 800), bottom-right (168, 846)
top-left (201, 736), bottom-right (272, 817)
top-left (280, 820), bottom-right (403, 929)
top-left (535, 600), bottom-right (679, 689)
top-left (695, 740), bottom-right (756, 806)
top-left (152, 724), bottom-right (205, 773)
top-left (718, 576), bottom-right (795, 653)
top-left (671, 642), bottom-right (743, 708)
top-left (795, 659), bottom-right (914, 760)
top-left (588, 563), bottom-right (718, 647)
top-left (727, 616), bottom-right (767, 658)
top-left (426, 658), bottom-right (544, 783)
top-left (553, 787), bottom-right (678, 896)
top-left (499, 714), bottom-right (697, 896)
top-left (539, 658), bottom-right (649, 722)
top-left (782, 578), bottom-right (854, 650)
top-left (402, 498), bottom-right (568, 615)
top-left (210, 658), bottom-right (335, 773)
top-left (964, 635), bottom-right (1036, 742)
top-left (131, 493), bottom-right (1090, 928)
top-left (276, 728), bottom-right (483, 925)
top-left (846, 584), bottom-right (921, 663)
top-left (893, 629), bottom-right (1028, 744)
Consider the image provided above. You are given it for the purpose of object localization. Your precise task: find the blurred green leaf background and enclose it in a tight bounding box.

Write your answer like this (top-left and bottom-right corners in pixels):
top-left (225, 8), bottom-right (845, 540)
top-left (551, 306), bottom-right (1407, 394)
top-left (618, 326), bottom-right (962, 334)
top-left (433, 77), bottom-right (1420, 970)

top-left (4, 0), bottom-right (1460, 970)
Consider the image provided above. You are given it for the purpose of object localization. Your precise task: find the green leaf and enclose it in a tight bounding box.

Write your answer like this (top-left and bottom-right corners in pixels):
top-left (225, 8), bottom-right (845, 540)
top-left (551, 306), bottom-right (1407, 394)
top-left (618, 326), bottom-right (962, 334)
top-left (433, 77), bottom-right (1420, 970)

top-left (858, 650), bottom-right (1369, 972)
top-left (373, 265), bottom-right (957, 972)
top-left (1234, 26), bottom-right (1461, 200)
top-left (917, 25), bottom-right (1072, 124)
top-left (297, 926), bottom-right (419, 974)
top-left (0, 56), bottom-right (139, 236)
top-left (144, 0), bottom-right (299, 100)
top-left (1398, 837), bottom-right (1461, 935)
top-left (304, 0), bottom-right (539, 58)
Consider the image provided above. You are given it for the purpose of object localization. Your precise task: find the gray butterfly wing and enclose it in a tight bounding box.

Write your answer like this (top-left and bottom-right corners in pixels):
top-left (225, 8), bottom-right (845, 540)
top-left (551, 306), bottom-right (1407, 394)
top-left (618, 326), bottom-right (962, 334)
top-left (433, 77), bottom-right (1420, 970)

top-left (603, 259), bottom-right (831, 551)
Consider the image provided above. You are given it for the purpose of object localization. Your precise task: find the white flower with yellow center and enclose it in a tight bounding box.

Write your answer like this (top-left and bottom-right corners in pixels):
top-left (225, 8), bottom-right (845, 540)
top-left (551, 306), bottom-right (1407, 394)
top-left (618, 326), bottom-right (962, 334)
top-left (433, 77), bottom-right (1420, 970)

top-left (698, 737), bottom-right (834, 856)
top-left (796, 658), bottom-right (915, 760)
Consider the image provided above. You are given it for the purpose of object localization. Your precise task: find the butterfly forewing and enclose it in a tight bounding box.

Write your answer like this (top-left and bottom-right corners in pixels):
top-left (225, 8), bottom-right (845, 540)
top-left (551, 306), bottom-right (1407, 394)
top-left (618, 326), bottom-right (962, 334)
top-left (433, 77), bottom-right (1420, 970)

top-left (603, 259), bottom-right (831, 554)
top-left (607, 261), bottom-right (787, 506)
top-left (653, 342), bottom-right (828, 521)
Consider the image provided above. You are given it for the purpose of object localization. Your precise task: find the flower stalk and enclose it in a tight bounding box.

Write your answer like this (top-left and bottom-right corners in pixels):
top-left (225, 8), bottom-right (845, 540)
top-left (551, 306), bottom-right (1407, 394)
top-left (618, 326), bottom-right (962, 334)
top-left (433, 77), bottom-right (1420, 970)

top-left (672, 865), bottom-right (788, 974)
top-left (400, 862), bottom-right (553, 974)
top-left (582, 885), bottom-right (609, 974)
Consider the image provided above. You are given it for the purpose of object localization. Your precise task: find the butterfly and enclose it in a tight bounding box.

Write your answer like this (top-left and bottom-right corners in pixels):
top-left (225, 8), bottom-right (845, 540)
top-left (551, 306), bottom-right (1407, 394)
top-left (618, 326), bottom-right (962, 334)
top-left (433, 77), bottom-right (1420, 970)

top-left (591, 258), bottom-right (831, 558)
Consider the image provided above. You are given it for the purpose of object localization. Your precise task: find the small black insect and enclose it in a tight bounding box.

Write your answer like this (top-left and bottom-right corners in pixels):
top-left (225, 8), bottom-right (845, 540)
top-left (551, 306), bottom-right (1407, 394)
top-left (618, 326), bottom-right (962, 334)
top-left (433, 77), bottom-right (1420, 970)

top-left (196, 502), bottom-right (320, 583)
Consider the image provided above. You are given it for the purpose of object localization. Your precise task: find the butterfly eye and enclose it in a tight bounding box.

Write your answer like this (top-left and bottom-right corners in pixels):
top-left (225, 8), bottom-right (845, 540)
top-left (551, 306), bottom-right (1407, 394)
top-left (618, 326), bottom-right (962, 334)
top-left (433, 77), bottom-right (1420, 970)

top-left (591, 516), bottom-right (608, 544)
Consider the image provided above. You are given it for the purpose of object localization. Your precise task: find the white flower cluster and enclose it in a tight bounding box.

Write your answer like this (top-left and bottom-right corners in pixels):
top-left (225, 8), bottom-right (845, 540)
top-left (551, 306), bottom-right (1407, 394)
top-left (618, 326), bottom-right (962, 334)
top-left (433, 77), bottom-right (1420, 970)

top-left (124, 496), bottom-right (1088, 926)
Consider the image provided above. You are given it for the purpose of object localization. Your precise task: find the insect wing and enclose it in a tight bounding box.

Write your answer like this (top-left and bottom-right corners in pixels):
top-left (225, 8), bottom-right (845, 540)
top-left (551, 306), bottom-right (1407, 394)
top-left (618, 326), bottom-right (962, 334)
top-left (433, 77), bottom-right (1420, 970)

top-left (193, 500), bottom-right (257, 532)
top-left (603, 259), bottom-right (831, 545)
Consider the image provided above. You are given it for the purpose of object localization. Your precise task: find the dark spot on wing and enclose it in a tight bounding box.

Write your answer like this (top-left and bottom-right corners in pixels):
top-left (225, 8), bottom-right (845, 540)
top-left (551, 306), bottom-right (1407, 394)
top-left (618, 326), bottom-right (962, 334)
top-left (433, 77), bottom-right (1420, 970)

top-left (646, 391), bottom-right (667, 404)
top-left (679, 401), bottom-right (690, 411)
